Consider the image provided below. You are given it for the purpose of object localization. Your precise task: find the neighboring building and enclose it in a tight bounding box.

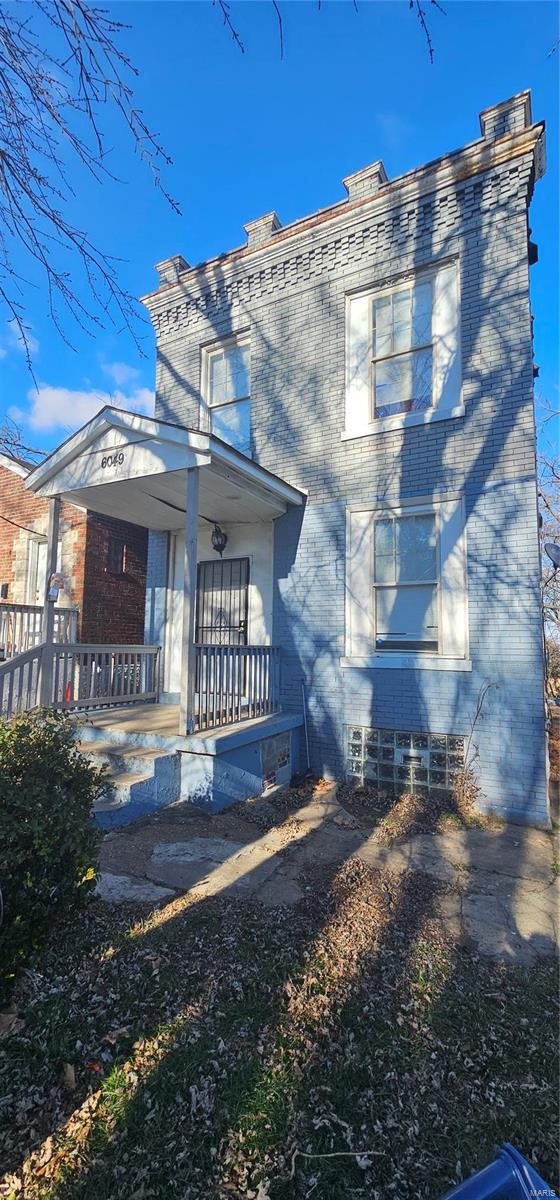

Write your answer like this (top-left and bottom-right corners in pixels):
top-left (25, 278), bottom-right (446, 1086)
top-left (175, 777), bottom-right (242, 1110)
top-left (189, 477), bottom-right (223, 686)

top-left (24, 92), bottom-right (549, 827)
top-left (0, 453), bottom-right (148, 647)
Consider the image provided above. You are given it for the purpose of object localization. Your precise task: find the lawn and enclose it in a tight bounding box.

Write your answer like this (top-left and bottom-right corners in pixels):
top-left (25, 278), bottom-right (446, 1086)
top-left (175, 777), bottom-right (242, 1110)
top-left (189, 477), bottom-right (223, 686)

top-left (0, 816), bottom-right (558, 1199)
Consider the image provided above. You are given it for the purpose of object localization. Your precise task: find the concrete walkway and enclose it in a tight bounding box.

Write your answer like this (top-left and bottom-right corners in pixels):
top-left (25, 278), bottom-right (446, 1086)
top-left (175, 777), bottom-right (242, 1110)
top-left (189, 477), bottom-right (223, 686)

top-left (97, 788), bottom-right (559, 965)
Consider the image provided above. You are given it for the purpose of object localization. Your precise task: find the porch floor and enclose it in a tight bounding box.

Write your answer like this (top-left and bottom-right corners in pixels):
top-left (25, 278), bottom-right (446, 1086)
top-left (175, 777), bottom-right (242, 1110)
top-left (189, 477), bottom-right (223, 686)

top-left (72, 703), bottom-right (303, 754)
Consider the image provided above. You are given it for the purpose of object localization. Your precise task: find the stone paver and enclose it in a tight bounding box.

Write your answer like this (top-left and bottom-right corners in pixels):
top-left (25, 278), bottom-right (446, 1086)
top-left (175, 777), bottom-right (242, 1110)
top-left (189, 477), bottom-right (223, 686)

top-left (96, 872), bottom-right (175, 904)
top-left (96, 790), bottom-right (559, 964)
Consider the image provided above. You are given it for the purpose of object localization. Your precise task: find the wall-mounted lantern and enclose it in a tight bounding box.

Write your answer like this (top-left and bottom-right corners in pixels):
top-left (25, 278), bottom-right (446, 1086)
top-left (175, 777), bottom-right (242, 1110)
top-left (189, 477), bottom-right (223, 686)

top-left (211, 523), bottom-right (228, 557)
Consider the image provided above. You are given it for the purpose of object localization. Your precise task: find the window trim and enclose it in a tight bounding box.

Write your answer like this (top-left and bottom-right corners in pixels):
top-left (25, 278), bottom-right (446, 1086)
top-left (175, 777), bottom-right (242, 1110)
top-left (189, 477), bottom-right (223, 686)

top-left (344, 494), bottom-right (471, 671)
top-left (343, 260), bottom-right (463, 440)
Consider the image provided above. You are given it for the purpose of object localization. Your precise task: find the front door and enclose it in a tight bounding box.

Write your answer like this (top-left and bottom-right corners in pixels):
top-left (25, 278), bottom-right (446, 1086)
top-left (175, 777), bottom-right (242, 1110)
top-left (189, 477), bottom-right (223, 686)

top-left (195, 558), bottom-right (249, 646)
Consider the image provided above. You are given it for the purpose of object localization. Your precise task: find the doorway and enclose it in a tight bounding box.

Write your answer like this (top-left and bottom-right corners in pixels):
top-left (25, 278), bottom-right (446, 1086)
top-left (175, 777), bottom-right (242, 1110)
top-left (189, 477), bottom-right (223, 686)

top-left (195, 558), bottom-right (250, 646)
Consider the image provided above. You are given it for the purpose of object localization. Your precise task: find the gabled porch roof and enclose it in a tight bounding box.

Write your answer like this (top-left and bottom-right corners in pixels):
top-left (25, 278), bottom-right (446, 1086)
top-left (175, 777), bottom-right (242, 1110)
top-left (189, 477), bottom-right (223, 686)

top-left (26, 407), bottom-right (305, 528)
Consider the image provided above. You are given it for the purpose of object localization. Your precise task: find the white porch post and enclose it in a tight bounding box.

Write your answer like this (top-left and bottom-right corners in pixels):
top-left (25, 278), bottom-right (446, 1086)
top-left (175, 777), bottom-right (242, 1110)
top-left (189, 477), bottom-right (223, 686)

top-left (180, 467), bottom-right (199, 733)
top-left (39, 496), bottom-right (60, 707)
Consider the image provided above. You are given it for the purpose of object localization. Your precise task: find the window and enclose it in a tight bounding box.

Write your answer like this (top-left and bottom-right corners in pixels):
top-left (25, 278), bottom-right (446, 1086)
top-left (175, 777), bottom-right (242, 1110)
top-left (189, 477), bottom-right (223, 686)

top-left (372, 282), bottom-right (432, 418)
top-left (373, 512), bottom-right (438, 651)
top-left (107, 537), bottom-right (126, 574)
top-left (344, 262), bottom-right (462, 438)
top-left (345, 496), bottom-right (470, 670)
top-left (205, 337), bottom-right (251, 455)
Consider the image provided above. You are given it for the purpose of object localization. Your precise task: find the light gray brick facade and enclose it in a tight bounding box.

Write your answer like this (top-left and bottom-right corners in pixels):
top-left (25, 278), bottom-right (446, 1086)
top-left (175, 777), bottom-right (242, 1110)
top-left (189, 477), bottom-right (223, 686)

top-left (143, 91), bottom-right (549, 826)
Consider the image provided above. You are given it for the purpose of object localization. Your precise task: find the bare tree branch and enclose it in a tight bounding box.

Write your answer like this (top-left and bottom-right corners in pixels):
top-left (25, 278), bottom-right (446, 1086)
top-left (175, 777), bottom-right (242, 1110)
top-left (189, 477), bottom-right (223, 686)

top-left (0, 0), bottom-right (178, 361)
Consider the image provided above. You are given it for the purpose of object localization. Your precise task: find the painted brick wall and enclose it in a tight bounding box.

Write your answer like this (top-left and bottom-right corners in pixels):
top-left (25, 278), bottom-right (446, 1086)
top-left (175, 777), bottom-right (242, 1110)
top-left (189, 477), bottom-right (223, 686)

top-left (145, 100), bottom-right (548, 824)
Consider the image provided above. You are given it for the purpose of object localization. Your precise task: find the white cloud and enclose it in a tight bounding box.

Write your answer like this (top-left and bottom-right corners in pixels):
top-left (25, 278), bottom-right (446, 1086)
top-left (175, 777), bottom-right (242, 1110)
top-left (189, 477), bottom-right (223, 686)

top-left (22, 384), bottom-right (155, 432)
top-left (101, 360), bottom-right (141, 387)
top-left (6, 318), bottom-right (39, 356)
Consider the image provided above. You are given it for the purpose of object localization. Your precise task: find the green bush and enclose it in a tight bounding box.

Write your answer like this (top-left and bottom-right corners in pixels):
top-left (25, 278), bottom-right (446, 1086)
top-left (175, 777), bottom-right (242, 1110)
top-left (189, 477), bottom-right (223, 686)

top-left (0, 711), bottom-right (106, 1000)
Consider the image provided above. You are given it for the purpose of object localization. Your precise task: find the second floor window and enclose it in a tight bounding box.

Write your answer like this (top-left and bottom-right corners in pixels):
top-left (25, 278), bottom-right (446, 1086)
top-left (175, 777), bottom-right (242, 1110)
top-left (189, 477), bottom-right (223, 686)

top-left (205, 337), bottom-right (251, 456)
top-left (372, 281), bottom-right (433, 418)
top-left (345, 261), bottom-right (461, 438)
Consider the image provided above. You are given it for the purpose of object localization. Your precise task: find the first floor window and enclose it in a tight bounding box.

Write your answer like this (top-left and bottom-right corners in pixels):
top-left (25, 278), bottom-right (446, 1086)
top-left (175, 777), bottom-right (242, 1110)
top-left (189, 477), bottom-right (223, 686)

top-left (373, 511), bottom-right (438, 651)
top-left (346, 496), bottom-right (468, 664)
top-left (204, 336), bottom-right (251, 456)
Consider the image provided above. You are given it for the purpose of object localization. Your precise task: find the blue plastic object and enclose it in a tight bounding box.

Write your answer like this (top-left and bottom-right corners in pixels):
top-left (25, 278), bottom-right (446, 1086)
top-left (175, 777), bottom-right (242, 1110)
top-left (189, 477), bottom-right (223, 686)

top-left (440, 1143), bottom-right (556, 1200)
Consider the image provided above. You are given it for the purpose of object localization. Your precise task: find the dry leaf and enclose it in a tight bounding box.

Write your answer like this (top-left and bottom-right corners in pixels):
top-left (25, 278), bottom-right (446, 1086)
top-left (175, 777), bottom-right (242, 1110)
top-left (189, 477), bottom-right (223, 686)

top-left (0, 1008), bottom-right (25, 1039)
top-left (62, 1063), bottom-right (76, 1091)
top-left (103, 1026), bottom-right (131, 1045)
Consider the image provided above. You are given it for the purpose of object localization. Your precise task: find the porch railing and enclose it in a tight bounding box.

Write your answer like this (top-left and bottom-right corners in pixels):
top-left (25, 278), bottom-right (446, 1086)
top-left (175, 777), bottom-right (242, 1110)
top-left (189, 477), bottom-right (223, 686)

top-left (0, 643), bottom-right (160, 719)
top-left (194, 644), bottom-right (280, 731)
top-left (0, 643), bottom-right (44, 719)
top-left (51, 644), bottom-right (161, 710)
top-left (0, 601), bottom-right (78, 659)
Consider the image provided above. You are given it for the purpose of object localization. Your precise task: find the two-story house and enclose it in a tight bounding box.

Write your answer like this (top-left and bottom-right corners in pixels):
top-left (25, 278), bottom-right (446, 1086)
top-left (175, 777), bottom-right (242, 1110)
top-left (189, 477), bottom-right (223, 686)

top-left (22, 92), bottom-right (549, 828)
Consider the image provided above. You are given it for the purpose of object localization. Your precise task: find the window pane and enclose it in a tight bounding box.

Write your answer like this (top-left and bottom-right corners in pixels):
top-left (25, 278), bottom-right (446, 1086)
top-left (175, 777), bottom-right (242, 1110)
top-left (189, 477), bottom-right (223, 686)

top-left (211, 398), bottom-right (251, 455)
top-left (374, 356), bottom-right (411, 417)
top-left (372, 295), bottom-right (392, 358)
top-left (209, 352), bottom-right (227, 405)
top-left (375, 583), bottom-right (438, 649)
top-left (226, 343), bottom-right (250, 401)
top-left (412, 281), bottom-right (432, 347)
top-left (411, 347), bottom-right (433, 411)
top-left (397, 514), bottom-right (437, 582)
top-left (392, 289), bottom-right (412, 354)
top-left (374, 519), bottom-right (394, 583)
top-left (374, 348), bottom-right (433, 418)
top-left (209, 342), bottom-right (250, 406)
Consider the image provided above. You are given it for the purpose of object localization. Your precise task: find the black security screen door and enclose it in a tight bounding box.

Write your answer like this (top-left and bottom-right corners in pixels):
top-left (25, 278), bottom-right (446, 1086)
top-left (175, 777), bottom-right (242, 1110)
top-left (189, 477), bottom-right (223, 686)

top-left (195, 558), bottom-right (250, 646)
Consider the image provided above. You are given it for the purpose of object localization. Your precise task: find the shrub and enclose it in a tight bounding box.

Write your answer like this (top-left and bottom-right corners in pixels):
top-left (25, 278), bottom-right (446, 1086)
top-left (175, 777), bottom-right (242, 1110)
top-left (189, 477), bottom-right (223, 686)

top-left (0, 711), bottom-right (106, 1001)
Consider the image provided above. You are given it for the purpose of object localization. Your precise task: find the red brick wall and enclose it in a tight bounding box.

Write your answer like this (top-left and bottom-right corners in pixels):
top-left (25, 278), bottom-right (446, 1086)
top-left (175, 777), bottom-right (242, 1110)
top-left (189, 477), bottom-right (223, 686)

top-left (0, 462), bottom-right (86, 609)
top-left (81, 512), bottom-right (148, 644)
top-left (0, 462), bottom-right (148, 645)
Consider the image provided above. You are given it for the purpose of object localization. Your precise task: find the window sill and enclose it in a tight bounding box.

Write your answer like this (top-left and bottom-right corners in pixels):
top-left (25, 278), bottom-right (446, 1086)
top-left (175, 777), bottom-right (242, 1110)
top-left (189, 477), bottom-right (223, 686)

top-left (340, 654), bottom-right (472, 672)
top-left (341, 404), bottom-right (465, 440)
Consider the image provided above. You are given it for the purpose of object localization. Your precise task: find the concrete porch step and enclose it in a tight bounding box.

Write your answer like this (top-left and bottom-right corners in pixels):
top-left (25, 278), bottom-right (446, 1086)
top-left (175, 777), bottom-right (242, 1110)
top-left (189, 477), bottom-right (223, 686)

top-left (77, 740), bottom-right (170, 777)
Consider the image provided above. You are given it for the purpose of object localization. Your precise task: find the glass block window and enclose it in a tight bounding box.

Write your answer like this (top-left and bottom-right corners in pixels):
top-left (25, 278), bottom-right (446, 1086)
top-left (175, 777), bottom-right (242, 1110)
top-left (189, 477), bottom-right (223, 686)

top-left (345, 725), bottom-right (465, 794)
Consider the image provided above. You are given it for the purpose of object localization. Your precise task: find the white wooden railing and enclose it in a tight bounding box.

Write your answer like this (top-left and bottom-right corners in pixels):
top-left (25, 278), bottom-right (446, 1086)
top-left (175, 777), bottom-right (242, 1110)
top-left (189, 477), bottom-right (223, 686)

top-left (51, 644), bottom-right (161, 710)
top-left (194, 644), bottom-right (280, 731)
top-left (0, 641), bottom-right (279, 731)
top-left (0, 643), bottom-right (160, 719)
top-left (0, 601), bottom-right (78, 659)
top-left (0, 643), bottom-right (44, 719)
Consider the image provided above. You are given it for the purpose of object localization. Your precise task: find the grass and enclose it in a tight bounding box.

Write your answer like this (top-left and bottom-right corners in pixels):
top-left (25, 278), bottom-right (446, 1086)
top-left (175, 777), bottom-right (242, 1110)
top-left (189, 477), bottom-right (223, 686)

top-left (1, 848), bottom-right (558, 1200)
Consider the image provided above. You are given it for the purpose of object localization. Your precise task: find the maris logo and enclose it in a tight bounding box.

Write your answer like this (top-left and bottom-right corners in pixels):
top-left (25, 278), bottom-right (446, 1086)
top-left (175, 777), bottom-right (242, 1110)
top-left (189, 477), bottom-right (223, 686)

top-left (100, 451), bottom-right (125, 470)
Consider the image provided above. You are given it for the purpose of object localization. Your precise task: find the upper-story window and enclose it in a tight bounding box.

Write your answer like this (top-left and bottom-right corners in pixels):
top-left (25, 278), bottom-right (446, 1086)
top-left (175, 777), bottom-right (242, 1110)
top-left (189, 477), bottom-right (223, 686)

top-left (204, 336), bottom-right (251, 456)
top-left (344, 261), bottom-right (462, 439)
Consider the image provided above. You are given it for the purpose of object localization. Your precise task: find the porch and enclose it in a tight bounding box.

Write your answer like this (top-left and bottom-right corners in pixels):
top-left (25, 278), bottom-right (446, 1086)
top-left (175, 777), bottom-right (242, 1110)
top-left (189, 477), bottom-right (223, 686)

top-left (16, 406), bottom-right (305, 740)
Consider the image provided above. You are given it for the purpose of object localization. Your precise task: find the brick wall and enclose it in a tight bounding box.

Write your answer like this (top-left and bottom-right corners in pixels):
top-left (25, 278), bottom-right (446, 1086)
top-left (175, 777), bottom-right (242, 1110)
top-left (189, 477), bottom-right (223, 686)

top-left (0, 461), bottom-right (86, 609)
top-left (0, 461), bottom-right (147, 645)
top-left (81, 512), bottom-right (148, 644)
top-left (144, 96), bottom-right (548, 824)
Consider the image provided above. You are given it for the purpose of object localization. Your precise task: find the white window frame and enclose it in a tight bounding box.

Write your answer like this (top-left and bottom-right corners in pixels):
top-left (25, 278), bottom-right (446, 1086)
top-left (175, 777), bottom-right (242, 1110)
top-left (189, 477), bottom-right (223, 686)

top-left (343, 260), bottom-right (464, 440)
top-left (343, 493), bottom-right (471, 671)
top-left (201, 333), bottom-right (251, 453)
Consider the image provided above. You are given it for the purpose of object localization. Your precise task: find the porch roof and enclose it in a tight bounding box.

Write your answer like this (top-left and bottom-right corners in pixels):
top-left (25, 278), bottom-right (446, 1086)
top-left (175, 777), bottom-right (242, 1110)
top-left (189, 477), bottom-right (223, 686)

top-left (25, 407), bottom-right (306, 529)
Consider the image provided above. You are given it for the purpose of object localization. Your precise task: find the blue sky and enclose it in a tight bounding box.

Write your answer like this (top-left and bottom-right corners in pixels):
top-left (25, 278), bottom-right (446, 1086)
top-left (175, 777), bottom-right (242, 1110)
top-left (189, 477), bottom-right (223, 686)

top-left (1, 0), bottom-right (558, 454)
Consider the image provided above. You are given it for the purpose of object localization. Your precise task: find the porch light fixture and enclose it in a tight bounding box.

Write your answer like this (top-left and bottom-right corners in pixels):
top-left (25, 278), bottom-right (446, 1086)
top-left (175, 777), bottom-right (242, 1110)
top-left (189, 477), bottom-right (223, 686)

top-left (211, 523), bottom-right (228, 557)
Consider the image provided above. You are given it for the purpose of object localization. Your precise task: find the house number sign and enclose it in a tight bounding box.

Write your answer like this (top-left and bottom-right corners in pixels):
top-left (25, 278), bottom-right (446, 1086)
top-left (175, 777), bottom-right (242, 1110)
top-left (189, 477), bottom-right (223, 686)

top-left (101, 451), bottom-right (125, 470)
